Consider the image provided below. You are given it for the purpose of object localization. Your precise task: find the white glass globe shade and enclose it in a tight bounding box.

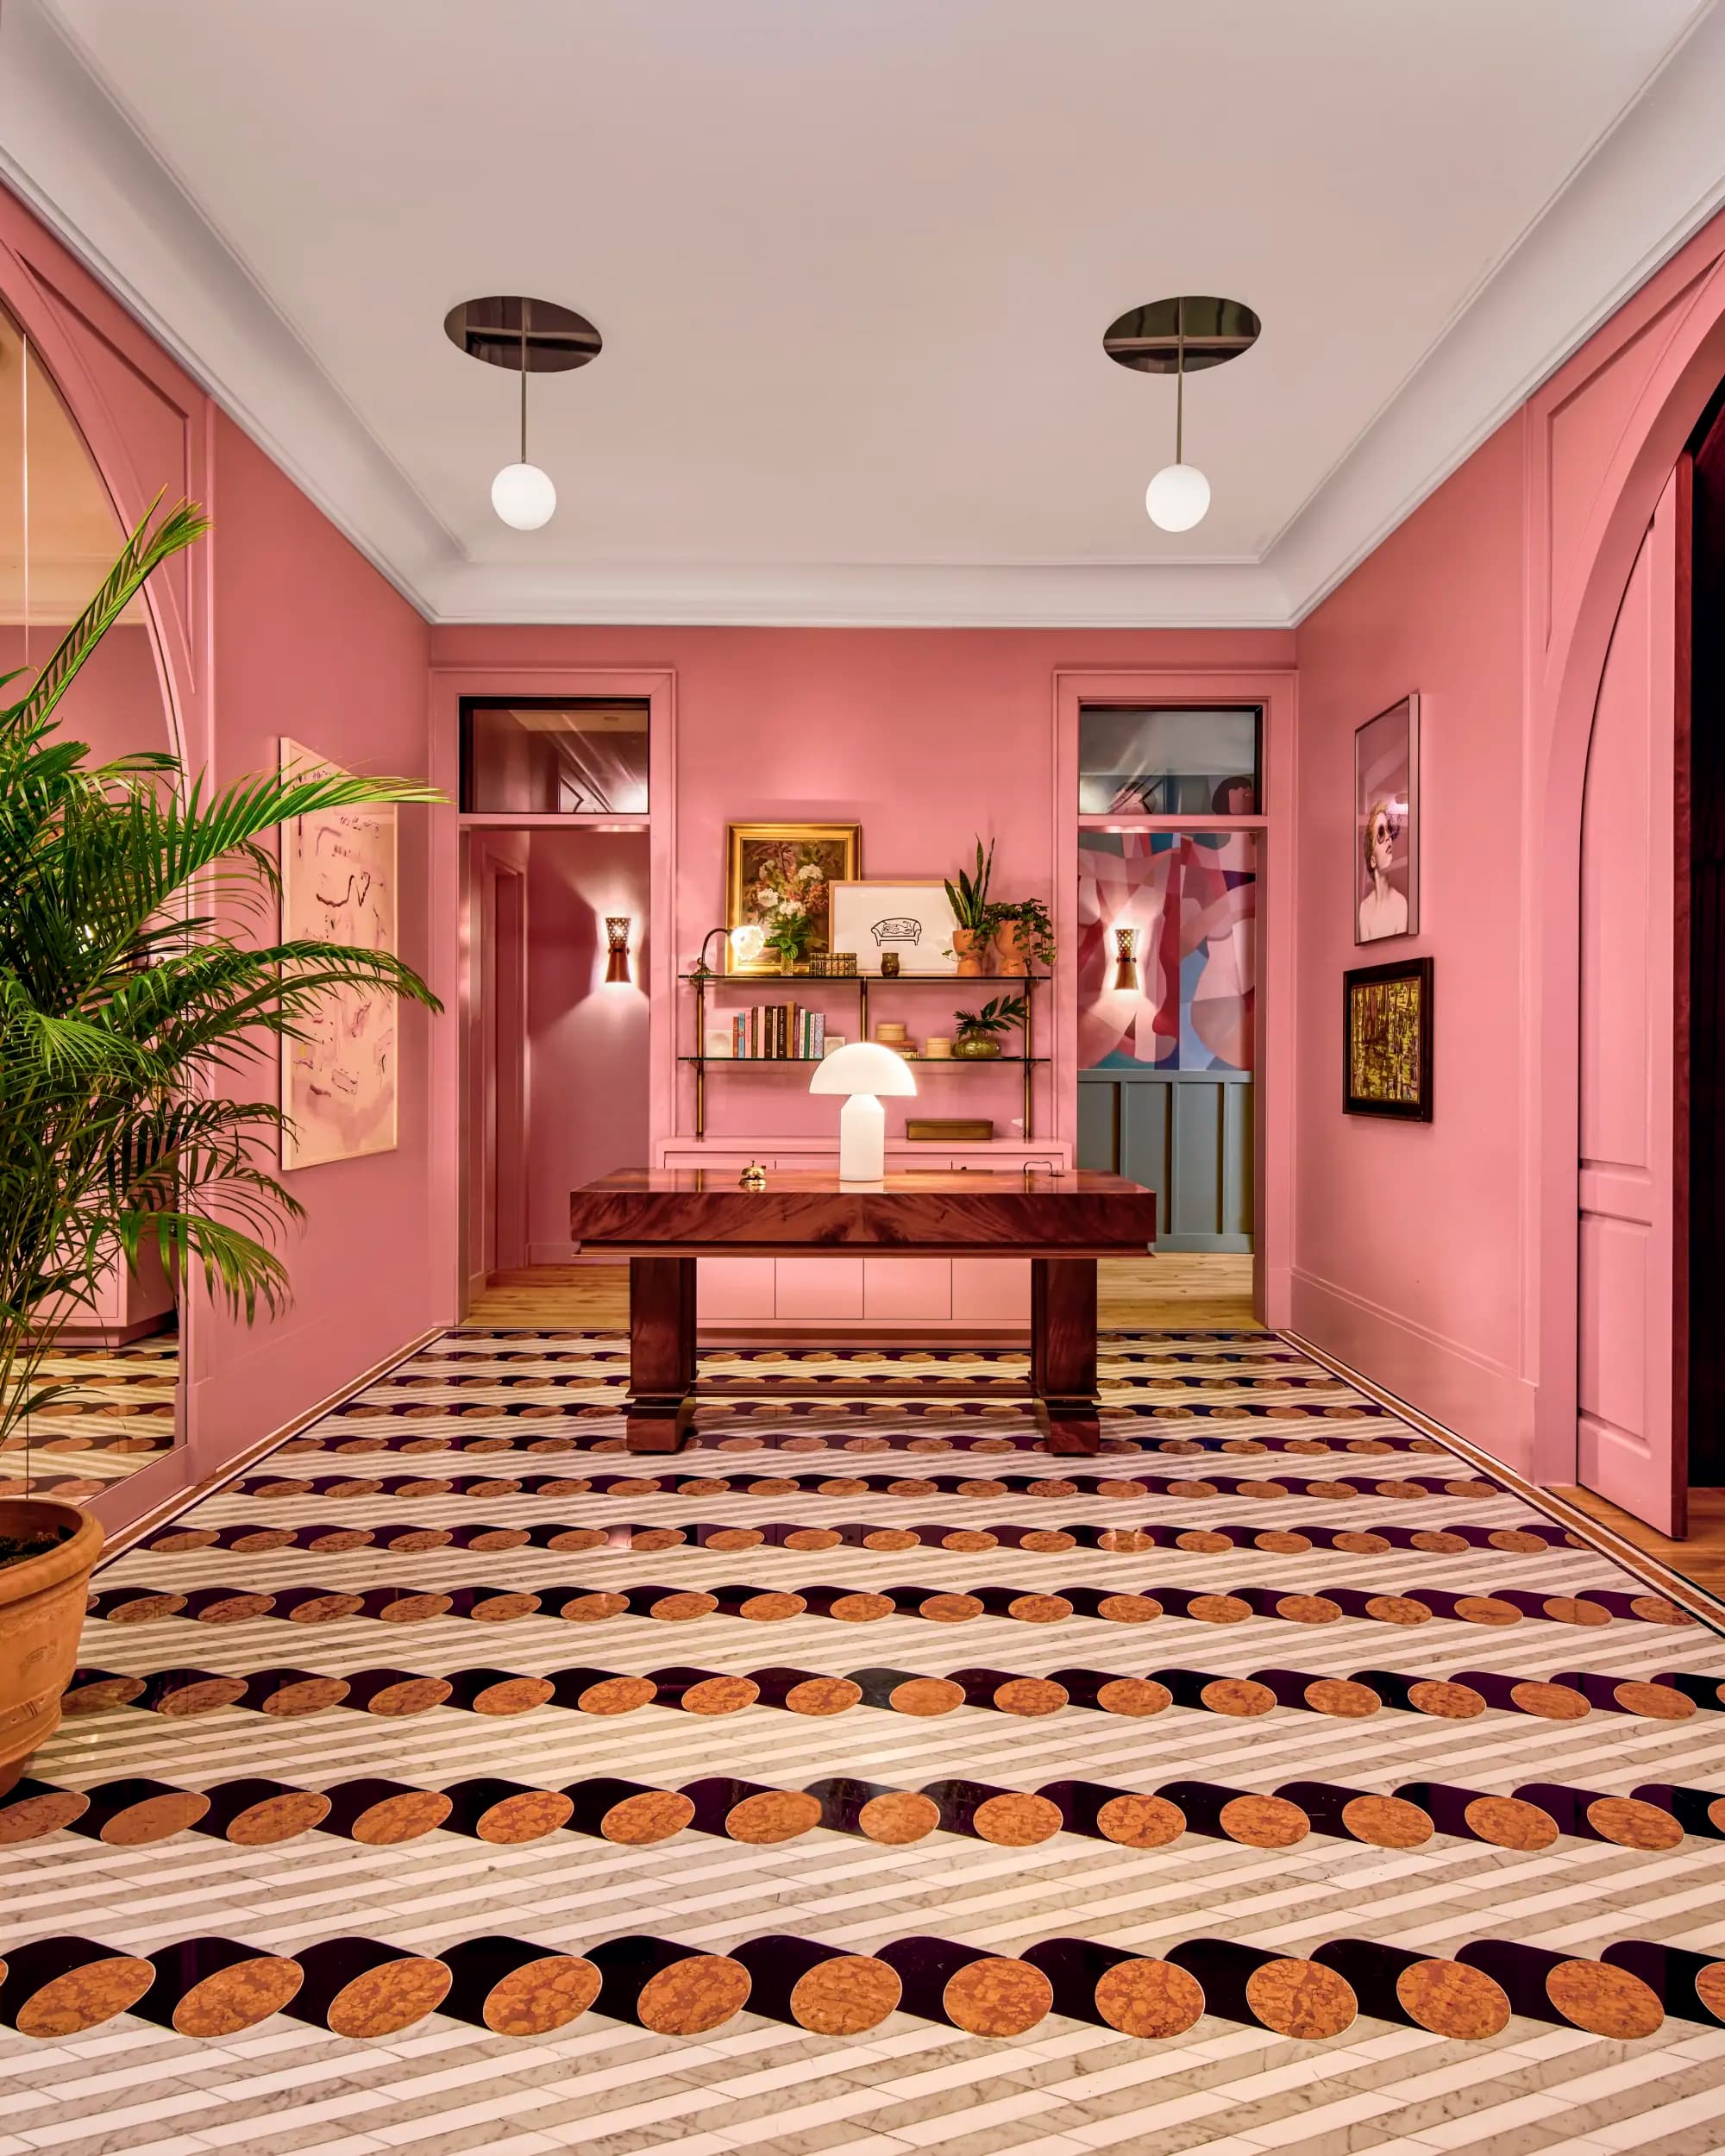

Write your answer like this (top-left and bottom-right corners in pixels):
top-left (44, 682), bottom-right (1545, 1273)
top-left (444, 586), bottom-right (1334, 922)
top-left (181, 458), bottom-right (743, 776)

top-left (491, 461), bottom-right (557, 530)
top-left (1145, 461), bottom-right (1211, 532)
top-left (729, 923), bottom-right (767, 962)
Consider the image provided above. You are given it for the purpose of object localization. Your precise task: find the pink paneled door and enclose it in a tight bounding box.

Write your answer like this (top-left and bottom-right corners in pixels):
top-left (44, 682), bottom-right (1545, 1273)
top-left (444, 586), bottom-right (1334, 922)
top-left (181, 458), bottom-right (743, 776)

top-left (1577, 464), bottom-right (1689, 1535)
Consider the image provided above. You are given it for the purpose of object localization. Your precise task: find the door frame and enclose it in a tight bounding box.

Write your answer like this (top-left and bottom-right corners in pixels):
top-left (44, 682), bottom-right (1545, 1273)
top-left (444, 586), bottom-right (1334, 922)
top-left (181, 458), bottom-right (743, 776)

top-left (1053, 667), bottom-right (1295, 1330)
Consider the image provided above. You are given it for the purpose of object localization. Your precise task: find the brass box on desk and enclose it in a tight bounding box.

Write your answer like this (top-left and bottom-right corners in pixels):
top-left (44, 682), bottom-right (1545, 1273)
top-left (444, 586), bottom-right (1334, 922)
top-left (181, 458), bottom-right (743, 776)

top-left (906, 1118), bottom-right (994, 1142)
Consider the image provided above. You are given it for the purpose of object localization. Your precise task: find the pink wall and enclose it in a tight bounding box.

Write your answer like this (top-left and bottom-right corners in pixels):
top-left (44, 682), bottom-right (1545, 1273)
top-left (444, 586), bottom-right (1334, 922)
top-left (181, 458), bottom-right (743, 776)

top-left (431, 627), bottom-right (1294, 1156)
top-left (193, 413), bottom-right (436, 1475)
top-left (524, 828), bottom-right (650, 1257)
top-left (1293, 201), bottom-right (1725, 1487)
top-left (1292, 422), bottom-right (1533, 1453)
top-left (1, 183), bottom-right (443, 1520)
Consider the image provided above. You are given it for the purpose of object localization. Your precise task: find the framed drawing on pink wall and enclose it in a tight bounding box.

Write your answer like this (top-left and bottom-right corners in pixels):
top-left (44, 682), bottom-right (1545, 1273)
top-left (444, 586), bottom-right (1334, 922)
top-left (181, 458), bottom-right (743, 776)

top-left (279, 737), bottom-right (399, 1168)
top-left (1354, 694), bottom-right (1420, 943)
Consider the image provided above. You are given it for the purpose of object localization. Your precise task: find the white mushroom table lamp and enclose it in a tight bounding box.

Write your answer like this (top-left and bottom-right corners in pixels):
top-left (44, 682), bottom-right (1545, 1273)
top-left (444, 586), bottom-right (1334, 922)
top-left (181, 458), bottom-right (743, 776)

top-left (809, 1040), bottom-right (917, 1182)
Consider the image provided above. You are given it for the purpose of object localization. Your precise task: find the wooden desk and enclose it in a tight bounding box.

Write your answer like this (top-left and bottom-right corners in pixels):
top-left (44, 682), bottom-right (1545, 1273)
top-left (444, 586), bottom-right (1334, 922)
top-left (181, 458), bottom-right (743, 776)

top-left (568, 1168), bottom-right (1158, 1455)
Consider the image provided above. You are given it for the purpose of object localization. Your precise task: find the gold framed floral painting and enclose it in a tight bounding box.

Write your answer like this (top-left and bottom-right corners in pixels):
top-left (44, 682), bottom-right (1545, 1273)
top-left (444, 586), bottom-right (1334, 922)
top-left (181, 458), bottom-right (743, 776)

top-left (724, 822), bottom-right (861, 975)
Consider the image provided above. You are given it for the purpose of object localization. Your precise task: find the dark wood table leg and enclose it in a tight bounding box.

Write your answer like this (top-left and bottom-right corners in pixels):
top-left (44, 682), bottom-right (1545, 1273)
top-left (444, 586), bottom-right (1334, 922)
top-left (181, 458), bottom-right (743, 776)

top-left (1030, 1257), bottom-right (1101, 1455)
top-left (625, 1256), bottom-right (697, 1452)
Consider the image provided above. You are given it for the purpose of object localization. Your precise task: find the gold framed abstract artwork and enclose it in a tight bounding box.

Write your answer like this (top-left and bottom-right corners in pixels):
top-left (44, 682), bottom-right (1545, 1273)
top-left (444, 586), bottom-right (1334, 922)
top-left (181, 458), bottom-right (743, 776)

top-left (1343, 956), bottom-right (1433, 1120)
top-left (724, 821), bottom-right (860, 975)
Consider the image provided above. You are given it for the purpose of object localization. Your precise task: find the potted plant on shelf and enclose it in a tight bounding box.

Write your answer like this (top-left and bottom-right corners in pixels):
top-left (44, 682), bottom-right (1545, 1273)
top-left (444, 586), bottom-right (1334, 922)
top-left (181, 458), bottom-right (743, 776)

top-left (985, 896), bottom-right (1056, 975)
top-left (951, 992), bottom-right (1029, 1058)
top-left (0, 496), bottom-right (442, 1798)
top-left (944, 837), bottom-right (994, 975)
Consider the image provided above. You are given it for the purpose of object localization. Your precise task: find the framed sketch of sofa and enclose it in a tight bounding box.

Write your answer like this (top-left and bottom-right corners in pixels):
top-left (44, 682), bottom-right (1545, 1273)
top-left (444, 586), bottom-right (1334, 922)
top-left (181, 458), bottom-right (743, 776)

top-left (1343, 956), bottom-right (1433, 1121)
top-left (830, 880), bottom-right (960, 975)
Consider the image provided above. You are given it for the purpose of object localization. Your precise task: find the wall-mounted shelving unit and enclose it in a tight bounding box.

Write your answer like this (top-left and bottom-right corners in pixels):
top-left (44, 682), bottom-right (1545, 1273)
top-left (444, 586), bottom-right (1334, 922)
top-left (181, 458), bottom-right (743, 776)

top-left (681, 970), bottom-right (1047, 1139)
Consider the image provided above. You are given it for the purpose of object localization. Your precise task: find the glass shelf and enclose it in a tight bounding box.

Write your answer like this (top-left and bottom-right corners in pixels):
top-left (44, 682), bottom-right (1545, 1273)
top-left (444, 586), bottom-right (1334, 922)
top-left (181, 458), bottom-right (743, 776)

top-left (680, 1055), bottom-right (1049, 1066)
top-left (679, 972), bottom-right (1042, 985)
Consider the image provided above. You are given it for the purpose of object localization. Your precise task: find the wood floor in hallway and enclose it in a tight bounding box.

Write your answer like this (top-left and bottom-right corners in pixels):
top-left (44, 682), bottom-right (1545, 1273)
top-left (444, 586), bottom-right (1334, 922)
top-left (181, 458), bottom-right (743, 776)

top-left (467, 1252), bottom-right (1260, 1332)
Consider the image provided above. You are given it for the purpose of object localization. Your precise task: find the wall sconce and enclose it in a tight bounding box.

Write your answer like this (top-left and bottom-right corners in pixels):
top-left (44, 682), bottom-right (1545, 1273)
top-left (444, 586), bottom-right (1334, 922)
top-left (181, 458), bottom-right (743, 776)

top-left (1113, 925), bottom-right (1139, 992)
top-left (604, 916), bottom-right (631, 983)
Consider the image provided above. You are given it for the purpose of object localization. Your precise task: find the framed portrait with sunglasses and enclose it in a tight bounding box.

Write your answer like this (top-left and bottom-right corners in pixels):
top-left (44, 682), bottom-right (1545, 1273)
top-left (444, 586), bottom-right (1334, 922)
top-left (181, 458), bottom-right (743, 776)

top-left (1353, 694), bottom-right (1420, 943)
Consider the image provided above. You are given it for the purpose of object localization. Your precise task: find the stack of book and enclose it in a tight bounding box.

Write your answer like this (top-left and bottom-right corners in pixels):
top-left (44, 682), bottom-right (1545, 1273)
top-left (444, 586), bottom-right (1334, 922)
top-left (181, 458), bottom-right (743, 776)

top-left (722, 1004), bottom-right (826, 1058)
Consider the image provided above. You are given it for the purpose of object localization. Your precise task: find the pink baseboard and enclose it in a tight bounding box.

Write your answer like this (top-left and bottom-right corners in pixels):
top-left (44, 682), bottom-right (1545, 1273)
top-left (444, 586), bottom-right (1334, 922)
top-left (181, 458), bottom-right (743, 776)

top-left (1288, 1267), bottom-right (1535, 1480)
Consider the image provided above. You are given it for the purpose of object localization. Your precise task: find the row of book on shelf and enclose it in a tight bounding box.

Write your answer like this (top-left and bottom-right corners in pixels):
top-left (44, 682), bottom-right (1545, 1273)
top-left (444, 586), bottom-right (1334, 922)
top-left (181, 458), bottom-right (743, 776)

top-left (706, 1004), bottom-right (840, 1060)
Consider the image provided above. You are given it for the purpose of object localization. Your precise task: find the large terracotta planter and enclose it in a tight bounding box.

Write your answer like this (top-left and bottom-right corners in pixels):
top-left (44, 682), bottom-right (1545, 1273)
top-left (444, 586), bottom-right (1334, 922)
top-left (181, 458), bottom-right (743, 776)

top-left (0, 1496), bottom-right (103, 1797)
top-left (993, 922), bottom-right (1026, 974)
top-left (951, 928), bottom-right (988, 976)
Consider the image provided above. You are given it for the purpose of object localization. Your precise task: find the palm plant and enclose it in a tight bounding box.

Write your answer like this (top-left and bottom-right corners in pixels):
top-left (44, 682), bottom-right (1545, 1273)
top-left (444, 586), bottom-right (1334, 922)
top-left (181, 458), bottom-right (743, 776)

top-left (0, 498), bottom-right (442, 1497)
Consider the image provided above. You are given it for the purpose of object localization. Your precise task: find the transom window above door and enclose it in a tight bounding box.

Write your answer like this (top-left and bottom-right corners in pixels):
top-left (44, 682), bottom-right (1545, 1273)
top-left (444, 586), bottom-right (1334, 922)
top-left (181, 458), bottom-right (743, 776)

top-left (1078, 705), bottom-right (1260, 816)
top-left (460, 697), bottom-right (650, 815)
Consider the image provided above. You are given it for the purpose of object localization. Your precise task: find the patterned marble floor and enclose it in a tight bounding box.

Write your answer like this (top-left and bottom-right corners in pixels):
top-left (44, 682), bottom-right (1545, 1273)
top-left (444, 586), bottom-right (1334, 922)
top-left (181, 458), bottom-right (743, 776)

top-left (1, 1332), bottom-right (179, 1500)
top-left (5, 1327), bottom-right (1725, 2156)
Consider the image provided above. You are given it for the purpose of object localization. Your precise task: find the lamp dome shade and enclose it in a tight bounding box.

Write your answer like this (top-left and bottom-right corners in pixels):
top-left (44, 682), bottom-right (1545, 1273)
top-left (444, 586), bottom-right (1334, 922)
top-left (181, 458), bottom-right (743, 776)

top-left (808, 1041), bottom-right (918, 1097)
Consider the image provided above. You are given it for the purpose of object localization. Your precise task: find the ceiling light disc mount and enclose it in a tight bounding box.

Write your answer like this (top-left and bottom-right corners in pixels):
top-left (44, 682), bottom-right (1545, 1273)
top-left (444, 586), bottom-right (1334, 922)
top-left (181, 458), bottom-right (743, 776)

top-left (1104, 296), bottom-right (1259, 375)
top-left (445, 295), bottom-right (602, 373)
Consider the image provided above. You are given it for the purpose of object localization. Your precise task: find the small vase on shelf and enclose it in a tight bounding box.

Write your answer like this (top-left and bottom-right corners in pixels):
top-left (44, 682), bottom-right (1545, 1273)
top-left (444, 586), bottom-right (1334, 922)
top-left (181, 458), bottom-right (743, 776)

top-left (951, 928), bottom-right (988, 977)
top-left (993, 923), bottom-right (1025, 974)
top-left (951, 1032), bottom-right (1002, 1059)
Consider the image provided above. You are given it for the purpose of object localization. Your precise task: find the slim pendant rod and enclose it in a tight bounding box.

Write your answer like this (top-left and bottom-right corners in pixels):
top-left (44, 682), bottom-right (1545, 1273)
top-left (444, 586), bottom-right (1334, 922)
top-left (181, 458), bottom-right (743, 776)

top-left (519, 315), bottom-right (528, 463)
top-left (1175, 296), bottom-right (1184, 464)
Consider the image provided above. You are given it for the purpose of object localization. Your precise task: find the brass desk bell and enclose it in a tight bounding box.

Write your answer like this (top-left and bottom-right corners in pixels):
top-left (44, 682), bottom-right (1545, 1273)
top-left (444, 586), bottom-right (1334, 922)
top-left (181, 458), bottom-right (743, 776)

top-left (739, 1161), bottom-right (768, 1191)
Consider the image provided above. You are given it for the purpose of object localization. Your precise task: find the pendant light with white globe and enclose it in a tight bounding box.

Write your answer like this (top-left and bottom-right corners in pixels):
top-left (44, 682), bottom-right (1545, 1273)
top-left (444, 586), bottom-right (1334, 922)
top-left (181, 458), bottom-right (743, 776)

top-left (492, 314), bottom-right (556, 530)
top-left (444, 295), bottom-right (603, 534)
top-left (1145, 297), bottom-right (1210, 532)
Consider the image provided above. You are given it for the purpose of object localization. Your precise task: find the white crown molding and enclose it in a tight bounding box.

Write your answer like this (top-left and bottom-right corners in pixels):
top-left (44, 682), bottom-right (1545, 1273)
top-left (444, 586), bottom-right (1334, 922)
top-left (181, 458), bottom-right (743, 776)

top-left (4, 0), bottom-right (1725, 630)
top-left (423, 557), bottom-right (1294, 629)
top-left (1266, 0), bottom-right (1725, 622)
top-left (0, 0), bottom-right (459, 615)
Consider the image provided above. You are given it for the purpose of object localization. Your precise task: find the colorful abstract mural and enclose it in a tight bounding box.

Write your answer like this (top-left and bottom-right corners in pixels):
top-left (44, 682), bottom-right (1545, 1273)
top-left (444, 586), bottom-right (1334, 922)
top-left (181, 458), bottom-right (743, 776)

top-left (1077, 830), bottom-right (1257, 1072)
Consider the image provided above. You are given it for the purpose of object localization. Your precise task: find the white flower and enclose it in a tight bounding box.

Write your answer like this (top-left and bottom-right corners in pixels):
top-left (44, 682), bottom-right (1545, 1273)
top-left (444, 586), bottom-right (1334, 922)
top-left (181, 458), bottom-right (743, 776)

top-left (757, 889), bottom-right (780, 912)
top-left (796, 862), bottom-right (821, 881)
top-left (778, 898), bottom-right (804, 918)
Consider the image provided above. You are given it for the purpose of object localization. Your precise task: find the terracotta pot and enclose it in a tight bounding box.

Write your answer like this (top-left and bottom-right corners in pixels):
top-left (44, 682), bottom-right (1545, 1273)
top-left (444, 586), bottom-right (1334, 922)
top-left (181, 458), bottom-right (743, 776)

top-left (951, 928), bottom-right (988, 977)
top-left (0, 1496), bottom-right (104, 1797)
top-left (993, 922), bottom-right (1026, 974)
top-left (952, 1032), bottom-right (1002, 1058)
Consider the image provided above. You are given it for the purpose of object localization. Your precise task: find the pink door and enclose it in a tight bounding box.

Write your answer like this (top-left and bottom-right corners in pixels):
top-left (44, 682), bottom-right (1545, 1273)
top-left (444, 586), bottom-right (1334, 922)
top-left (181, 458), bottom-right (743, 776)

top-left (1577, 463), bottom-right (1689, 1534)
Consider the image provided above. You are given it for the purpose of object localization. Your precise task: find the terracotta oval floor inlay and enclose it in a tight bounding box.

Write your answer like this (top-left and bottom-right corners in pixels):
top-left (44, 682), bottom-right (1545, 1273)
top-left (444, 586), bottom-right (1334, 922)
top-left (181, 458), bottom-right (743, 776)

top-left (649, 1592), bottom-right (718, 1621)
top-left (174, 1956), bottom-right (304, 2037)
top-left (99, 1790), bottom-right (211, 1844)
top-left (1244, 1959), bottom-right (1357, 2040)
top-left (1096, 1793), bottom-right (1186, 1846)
top-left (561, 1594), bottom-right (629, 1623)
top-left (683, 1677), bottom-right (759, 1714)
top-left (783, 1528), bottom-right (840, 1551)
top-left (478, 1790), bottom-right (574, 1843)
top-left (1307, 1678), bottom-right (1382, 1718)
top-left (15, 1955), bottom-right (155, 2037)
top-left (352, 1790), bottom-right (454, 1844)
top-left (0, 1789), bottom-right (91, 1841)
top-left (1613, 1680), bottom-right (1694, 1719)
top-left (1545, 1959), bottom-right (1663, 2039)
top-left (367, 1677), bottom-right (451, 1716)
top-left (1276, 1595), bottom-right (1342, 1625)
top-left (1394, 1958), bottom-right (1510, 2040)
top-left (1098, 1677), bottom-right (1173, 1717)
top-left (1408, 1680), bottom-right (1486, 1720)
top-left (739, 1592), bottom-right (806, 1621)
top-left (889, 1677), bottom-right (964, 1716)
top-left (919, 1593), bottom-right (983, 1622)
top-left (636, 1953), bottom-right (751, 2034)
top-left (1201, 1678), bottom-right (1276, 1717)
top-left (1095, 1957), bottom-right (1206, 2038)
top-left (786, 1677), bottom-right (862, 1715)
top-left (327, 1957), bottom-right (452, 2038)
top-left (831, 1592), bottom-right (894, 1622)
top-left (226, 1790), bottom-right (333, 1843)
top-left (1341, 1794), bottom-right (1433, 1847)
top-left (1219, 1794), bottom-right (1308, 1847)
top-left (601, 1791), bottom-right (695, 1843)
top-left (1099, 1593), bottom-right (1162, 1624)
top-left (1509, 1681), bottom-right (1590, 1720)
top-left (941, 1956), bottom-right (1053, 2037)
top-left (726, 1789), bottom-right (825, 1843)
top-left (972, 1793), bottom-right (1063, 1846)
top-left (788, 1954), bottom-right (901, 2034)
top-left (993, 1677), bottom-right (1068, 1715)
top-left (484, 1954), bottom-right (602, 2035)
top-left (1584, 1796), bottom-right (1684, 1850)
top-left (1461, 1795), bottom-right (1558, 1850)
top-left (858, 1791), bottom-right (941, 1842)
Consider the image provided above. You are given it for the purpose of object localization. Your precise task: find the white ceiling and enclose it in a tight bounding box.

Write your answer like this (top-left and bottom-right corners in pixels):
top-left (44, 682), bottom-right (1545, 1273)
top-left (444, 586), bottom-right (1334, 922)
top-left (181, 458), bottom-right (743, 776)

top-left (3, 0), bottom-right (1724, 625)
